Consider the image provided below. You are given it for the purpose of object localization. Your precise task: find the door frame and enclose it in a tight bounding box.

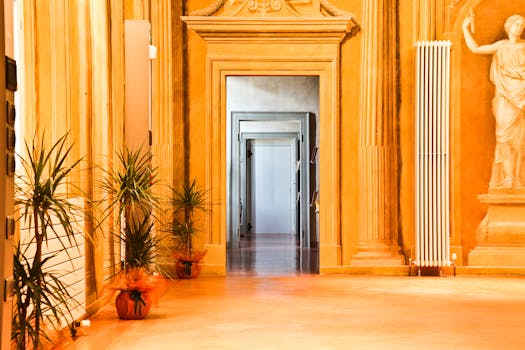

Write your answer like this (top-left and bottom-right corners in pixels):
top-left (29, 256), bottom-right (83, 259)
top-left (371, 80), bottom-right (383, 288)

top-left (242, 134), bottom-right (298, 236)
top-left (230, 112), bottom-right (312, 250)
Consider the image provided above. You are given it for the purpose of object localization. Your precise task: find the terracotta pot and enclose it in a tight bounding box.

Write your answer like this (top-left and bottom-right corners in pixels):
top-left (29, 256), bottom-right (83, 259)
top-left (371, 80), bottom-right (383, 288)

top-left (175, 259), bottom-right (202, 279)
top-left (115, 290), bottom-right (152, 320)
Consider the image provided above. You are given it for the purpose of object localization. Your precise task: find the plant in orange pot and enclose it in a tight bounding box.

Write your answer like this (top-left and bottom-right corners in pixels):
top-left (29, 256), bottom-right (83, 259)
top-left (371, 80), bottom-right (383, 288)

top-left (169, 179), bottom-right (208, 279)
top-left (99, 147), bottom-right (166, 319)
top-left (106, 214), bottom-right (166, 320)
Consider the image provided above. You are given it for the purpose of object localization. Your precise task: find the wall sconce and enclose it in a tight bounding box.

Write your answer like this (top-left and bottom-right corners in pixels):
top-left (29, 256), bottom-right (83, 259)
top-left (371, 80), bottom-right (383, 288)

top-left (149, 45), bottom-right (157, 60)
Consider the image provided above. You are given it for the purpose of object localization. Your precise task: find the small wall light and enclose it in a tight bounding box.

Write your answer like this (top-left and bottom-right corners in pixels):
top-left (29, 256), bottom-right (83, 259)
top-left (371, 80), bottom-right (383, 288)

top-left (149, 45), bottom-right (157, 60)
top-left (70, 319), bottom-right (91, 339)
top-left (451, 253), bottom-right (457, 276)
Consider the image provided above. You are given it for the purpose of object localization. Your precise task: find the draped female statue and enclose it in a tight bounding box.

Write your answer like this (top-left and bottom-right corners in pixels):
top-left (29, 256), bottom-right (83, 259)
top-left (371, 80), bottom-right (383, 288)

top-left (463, 12), bottom-right (525, 189)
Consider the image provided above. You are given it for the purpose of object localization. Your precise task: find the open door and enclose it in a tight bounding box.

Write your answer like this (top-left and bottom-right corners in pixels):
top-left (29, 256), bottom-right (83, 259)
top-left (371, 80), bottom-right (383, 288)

top-left (229, 112), bottom-right (318, 274)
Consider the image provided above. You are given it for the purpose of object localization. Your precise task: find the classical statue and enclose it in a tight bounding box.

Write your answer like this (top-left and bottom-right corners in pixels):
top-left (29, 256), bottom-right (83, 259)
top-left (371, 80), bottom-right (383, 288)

top-left (463, 12), bottom-right (525, 189)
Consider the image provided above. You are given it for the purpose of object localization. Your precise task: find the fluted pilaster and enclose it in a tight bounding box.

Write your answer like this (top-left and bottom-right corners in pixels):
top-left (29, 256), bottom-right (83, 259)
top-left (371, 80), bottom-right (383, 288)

top-left (352, 0), bottom-right (403, 265)
top-left (150, 0), bottom-right (185, 268)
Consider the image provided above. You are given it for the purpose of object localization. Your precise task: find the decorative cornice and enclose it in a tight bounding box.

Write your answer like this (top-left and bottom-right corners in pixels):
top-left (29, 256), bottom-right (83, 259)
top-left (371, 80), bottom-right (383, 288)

top-left (320, 0), bottom-right (360, 37)
top-left (188, 0), bottom-right (226, 16)
top-left (185, 0), bottom-right (360, 39)
top-left (182, 16), bottom-right (356, 41)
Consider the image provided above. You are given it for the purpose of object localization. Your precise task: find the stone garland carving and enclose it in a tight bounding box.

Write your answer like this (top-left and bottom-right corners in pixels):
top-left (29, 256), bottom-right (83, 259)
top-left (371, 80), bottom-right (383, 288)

top-left (189, 0), bottom-right (359, 21)
top-left (189, 0), bottom-right (226, 16)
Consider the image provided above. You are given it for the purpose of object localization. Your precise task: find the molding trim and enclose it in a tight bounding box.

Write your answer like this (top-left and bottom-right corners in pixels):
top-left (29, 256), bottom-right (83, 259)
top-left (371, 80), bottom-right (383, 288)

top-left (182, 16), bottom-right (358, 40)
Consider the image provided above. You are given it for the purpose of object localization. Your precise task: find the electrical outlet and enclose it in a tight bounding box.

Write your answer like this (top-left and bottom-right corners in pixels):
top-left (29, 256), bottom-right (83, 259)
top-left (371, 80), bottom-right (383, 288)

top-left (6, 153), bottom-right (15, 176)
top-left (7, 103), bottom-right (15, 125)
top-left (6, 128), bottom-right (15, 151)
top-left (4, 277), bottom-right (14, 302)
top-left (5, 216), bottom-right (14, 240)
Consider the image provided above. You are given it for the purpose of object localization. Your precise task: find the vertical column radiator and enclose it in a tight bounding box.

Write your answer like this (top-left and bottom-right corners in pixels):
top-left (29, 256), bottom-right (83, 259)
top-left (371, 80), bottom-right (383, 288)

top-left (415, 40), bottom-right (451, 267)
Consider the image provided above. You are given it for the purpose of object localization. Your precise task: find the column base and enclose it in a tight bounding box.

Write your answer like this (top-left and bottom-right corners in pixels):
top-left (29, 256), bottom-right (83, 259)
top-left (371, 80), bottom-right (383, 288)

top-left (351, 243), bottom-right (405, 266)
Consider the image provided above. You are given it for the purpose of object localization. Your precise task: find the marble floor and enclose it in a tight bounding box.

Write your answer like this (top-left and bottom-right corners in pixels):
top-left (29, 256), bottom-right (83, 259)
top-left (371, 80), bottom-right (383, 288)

top-left (62, 234), bottom-right (525, 349)
top-left (226, 233), bottom-right (319, 276)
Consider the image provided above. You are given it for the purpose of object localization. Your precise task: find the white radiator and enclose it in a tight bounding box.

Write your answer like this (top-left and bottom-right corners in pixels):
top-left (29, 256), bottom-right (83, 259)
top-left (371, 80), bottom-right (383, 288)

top-left (415, 40), bottom-right (451, 267)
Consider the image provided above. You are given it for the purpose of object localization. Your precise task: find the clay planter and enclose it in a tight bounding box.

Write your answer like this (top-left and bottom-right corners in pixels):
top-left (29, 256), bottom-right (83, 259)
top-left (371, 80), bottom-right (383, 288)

top-left (175, 259), bottom-right (202, 279)
top-left (115, 290), bottom-right (152, 320)
top-left (175, 250), bottom-right (207, 279)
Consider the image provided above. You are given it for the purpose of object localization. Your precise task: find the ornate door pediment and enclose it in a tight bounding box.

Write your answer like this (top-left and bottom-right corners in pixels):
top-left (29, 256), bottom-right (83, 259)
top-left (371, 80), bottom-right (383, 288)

top-left (189, 0), bottom-right (355, 17)
top-left (185, 0), bottom-right (359, 39)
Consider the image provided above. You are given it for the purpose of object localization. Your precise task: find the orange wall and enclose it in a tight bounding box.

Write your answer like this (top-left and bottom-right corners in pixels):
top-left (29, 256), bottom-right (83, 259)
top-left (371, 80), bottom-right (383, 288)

top-left (332, 0), bottom-right (362, 263)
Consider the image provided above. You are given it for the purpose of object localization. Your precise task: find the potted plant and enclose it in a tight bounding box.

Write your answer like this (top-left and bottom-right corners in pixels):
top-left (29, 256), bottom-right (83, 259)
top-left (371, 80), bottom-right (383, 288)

top-left (13, 133), bottom-right (85, 349)
top-left (99, 146), bottom-right (166, 320)
top-left (103, 214), bottom-right (165, 320)
top-left (169, 178), bottom-right (208, 279)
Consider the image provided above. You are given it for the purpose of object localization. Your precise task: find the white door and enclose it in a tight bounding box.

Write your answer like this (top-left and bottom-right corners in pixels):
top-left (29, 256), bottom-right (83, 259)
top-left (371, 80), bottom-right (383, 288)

top-left (251, 138), bottom-right (296, 234)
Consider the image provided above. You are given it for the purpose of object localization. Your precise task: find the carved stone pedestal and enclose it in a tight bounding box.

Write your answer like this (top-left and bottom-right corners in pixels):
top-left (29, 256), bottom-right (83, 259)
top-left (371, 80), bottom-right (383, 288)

top-left (469, 193), bottom-right (525, 266)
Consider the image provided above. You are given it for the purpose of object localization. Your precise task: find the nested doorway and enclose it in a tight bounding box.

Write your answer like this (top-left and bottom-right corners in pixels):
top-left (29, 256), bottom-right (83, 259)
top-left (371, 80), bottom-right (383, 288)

top-left (228, 110), bottom-right (318, 275)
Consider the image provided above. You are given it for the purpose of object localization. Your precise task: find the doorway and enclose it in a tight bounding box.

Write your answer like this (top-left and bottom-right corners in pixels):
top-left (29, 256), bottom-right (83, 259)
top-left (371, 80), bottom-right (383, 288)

top-left (228, 111), bottom-right (318, 275)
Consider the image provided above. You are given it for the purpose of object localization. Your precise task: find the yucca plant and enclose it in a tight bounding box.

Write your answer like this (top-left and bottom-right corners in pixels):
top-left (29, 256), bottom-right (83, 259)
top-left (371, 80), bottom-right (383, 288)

top-left (13, 133), bottom-right (84, 349)
top-left (169, 178), bottom-right (207, 258)
top-left (12, 245), bottom-right (79, 349)
top-left (123, 214), bottom-right (159, 271)
top-left (99, 146), bottom-right (165, 319)
top-left (99, 146), bottom-right (159, 226)
top-left (169, 178), bottom-right (208, 278)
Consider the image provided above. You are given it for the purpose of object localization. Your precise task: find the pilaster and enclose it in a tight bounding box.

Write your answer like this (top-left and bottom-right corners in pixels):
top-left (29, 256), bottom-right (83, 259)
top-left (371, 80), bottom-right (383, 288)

top-left (352, 0), bottom-right (404, 266)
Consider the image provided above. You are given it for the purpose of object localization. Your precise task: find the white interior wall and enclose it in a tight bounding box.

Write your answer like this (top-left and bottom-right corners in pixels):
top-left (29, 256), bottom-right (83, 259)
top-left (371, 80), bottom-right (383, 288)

top-left (227, 76), bottom-right (319, 117)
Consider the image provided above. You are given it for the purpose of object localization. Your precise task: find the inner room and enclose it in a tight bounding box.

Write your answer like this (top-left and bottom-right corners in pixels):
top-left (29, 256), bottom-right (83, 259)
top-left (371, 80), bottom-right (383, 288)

top-left (226, 76), bottom-right (320, 276)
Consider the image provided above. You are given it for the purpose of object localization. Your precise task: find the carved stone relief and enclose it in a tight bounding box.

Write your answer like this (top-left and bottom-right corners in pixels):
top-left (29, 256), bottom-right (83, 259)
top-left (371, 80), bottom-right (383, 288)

top-left (189, 0), bottom-right (354, 18)
top-left (229, 0), bottom-right (301, 17)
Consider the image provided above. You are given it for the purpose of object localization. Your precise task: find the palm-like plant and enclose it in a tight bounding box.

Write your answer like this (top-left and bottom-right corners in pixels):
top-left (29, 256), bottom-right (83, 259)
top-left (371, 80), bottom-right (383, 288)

top-left (169, 178), bottom-right (207, 258)
top-left (12, 245), bottom-right (79, 349)
top-left (13, 133), bottom-right (84, 349)
top-left (99, 146), bottom-right (159, 225)
top-left (123, 214), bottom-right (159, 270)
top-left (99, 146), bottom-right (165, 319)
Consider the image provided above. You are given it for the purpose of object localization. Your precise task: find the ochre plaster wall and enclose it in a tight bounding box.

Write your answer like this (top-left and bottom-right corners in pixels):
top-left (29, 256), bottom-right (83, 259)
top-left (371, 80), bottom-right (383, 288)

top-left (183, 11), bottom-right (208, 253)
top-left (332, 0), bottom-right (362, 265)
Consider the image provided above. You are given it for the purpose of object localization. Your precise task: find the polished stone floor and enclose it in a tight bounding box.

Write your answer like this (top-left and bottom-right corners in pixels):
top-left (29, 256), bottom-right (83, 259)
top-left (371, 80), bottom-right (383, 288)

top-left (227, 233), bottom-right (319, 276)
top-left (68, 275), bottom-right (525, 350)
top-left (62, 234), bottom-right (525, 349)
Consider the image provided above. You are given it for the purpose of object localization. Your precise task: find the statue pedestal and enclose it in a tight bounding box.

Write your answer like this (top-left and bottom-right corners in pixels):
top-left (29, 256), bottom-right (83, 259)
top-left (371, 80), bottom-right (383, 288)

top-left (469, 193), bottom-right (525, 266)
